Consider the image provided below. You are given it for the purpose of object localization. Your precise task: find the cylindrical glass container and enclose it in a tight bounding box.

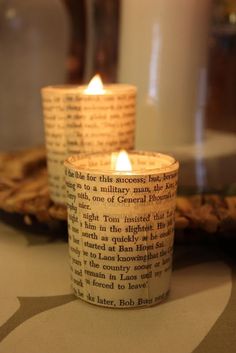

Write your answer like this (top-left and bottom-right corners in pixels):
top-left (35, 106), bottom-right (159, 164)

top-left (116, 0), bottom-right (236, 193)
top-left (118, 0), bottom-right (211, 150)
top-left (65, 151), bottom-right (179, 308)
top-left (41, 83), bottom-right (136, 204)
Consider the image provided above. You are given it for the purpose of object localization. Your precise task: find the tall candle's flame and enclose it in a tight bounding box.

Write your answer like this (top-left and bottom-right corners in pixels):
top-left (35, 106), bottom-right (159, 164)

top-left (115, 150), bottom-right (132, 172)
top-left (84, 74), bottom-right (105, 94)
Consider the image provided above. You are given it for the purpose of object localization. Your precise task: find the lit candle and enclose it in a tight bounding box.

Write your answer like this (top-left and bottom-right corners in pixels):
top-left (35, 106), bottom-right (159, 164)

top-left (84, 74), bottom-right (105, 94)
top-left (65, 75), bottom-right (136, 155)
top-left (114, 149), bottom-right (132, 172)
top-left (65, 151), bottom-right (179, 308)
top-left (41, 76), bottom-right (136, 204)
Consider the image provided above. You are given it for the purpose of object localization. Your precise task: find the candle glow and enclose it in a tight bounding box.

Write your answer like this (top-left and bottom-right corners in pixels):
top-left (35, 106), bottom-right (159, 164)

top-left (84, 74), bottom-right (105, 95)
top-left (65, 152), bottom-right (179, 308)
top-left (42, 81), bottom-right (136, 204)
top-left (115, 150), bottom-right (132, 172)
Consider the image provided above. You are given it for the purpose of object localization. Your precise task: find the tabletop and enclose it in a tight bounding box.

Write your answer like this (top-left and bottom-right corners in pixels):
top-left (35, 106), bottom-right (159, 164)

top-left (0, 221), bottom-right (235, 353)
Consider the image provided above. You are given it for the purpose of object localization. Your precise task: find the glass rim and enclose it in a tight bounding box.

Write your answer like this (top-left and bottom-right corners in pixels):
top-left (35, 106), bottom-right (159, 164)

top-left (65, 151), bottom-right (179, 176)
top-left (41, 84), bottom-right (137, 95)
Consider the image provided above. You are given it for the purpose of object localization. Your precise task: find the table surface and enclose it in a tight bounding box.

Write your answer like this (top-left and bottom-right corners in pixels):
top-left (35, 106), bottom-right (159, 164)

top-left (0, 221), bottom-right (235, 353)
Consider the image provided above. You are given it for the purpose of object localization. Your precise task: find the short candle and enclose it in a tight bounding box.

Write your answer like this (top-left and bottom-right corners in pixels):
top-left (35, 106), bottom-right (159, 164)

top-left (41, 76), bottom-right (136, 204)
top-left (65, 151), bottom-right (179, 308)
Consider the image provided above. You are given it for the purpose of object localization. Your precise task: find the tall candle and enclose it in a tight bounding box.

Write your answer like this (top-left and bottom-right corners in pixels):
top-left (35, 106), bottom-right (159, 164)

top-left (65, 151), bottom-right (179, 308)
top-left (41, 76), bottom-right (136, 204)
top-left (118, 0), bottom-right (210, 150)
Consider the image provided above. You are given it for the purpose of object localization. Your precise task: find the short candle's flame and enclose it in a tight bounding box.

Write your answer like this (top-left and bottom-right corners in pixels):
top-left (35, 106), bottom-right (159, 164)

top-left (115, 150), bottom-right (132, 172)
top-left (84, 74), bottom-right (105, 94)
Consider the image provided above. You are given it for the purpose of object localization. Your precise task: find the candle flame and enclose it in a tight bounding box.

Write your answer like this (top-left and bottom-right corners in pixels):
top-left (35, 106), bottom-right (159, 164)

top-left (84, 74), bottom-right (105, 94)
top-left (115, 150), bottom-right (132, 172)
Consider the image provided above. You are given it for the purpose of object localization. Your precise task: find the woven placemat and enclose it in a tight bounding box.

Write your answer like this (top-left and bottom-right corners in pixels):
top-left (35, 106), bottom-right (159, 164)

top-left (0, 147), bottom-right (236, 239)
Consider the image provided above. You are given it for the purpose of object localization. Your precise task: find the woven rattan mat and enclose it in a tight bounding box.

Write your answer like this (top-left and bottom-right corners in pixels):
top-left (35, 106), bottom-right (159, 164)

top-left (0, 148), bottom-right (235, 239)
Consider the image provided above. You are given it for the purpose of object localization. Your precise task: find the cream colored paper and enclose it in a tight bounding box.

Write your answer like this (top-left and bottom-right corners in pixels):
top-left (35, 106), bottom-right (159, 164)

top-left (65, 152), bottom-right (179, 308)
top-left (65, 85), bottom-right (136, 154)
top-left (41, 87), bottom-right (68, 204)
top-left (42, 85), bottom-right (136, 205)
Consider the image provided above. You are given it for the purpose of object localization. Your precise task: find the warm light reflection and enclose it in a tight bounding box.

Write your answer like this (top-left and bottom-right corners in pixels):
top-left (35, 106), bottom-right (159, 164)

top-left (115, 150), bottom-right (132, 172)
top-left (84, 74), bottom-right (105, 94)
top-left (229, 12), bottom-right (236, 24)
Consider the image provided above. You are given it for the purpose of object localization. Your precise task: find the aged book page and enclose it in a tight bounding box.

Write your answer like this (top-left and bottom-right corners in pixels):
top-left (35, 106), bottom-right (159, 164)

top-left (65, 153), bottom-right (178, 308)
top-left (65, 86), bottom-right (136, 154)
top-left (42, 88), bottom-right (67, 203)
top-left (42, 86), bottom-right (136, 204)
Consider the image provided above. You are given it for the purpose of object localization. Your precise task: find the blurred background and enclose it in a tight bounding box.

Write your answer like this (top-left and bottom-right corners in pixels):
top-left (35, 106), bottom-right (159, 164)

top-left (0, 0), bottom-right (236, 193)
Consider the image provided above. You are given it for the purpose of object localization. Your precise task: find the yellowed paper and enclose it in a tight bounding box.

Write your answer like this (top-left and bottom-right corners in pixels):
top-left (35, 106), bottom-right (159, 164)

top-left (41, 87), bottom-right (67, 204)
top-left (65, 85), bottom-right (136, 154)
top-left (42, 85), bottom-right (136, 204)
top-left (65, 152), bottom-right (179, 308)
